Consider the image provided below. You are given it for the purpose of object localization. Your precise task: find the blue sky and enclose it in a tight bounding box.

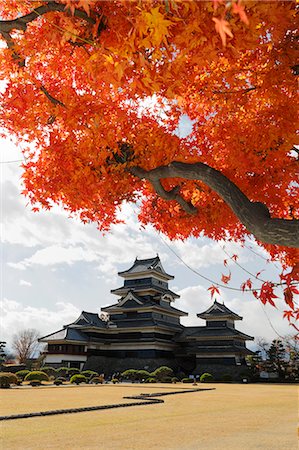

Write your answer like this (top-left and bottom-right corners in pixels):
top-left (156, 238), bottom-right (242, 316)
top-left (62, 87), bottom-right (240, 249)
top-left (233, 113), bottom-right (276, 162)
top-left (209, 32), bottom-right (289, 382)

top-left (1, 136), bottom-right (294, 351)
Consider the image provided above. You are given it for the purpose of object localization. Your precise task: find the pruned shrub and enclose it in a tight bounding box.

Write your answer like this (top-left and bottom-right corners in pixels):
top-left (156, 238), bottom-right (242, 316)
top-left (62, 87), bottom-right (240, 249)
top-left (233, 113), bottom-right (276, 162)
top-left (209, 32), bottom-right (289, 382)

top-left (90, 376), bottom-right (104, 384)
top-left (146, 377), bottom-right (156, 383)
top-left (121, 369), bottom-right (138, 381)
top-left (152, 366), bottom-right (173, 381)
top-left (111, 378), bottom-right (118, 384)
top-left (182, 378), bottom-right (193, 383)
top-left (81, 370), bottom-right (98, 380)
top-left (172, 377), bottom-right (179, 383)
top-left (54, 379), bottom-right (63, 385)
top-left (200, 373), bottom-right (213, 383)
top-left (70, 374), bottom-right (86, 384)
top-left (24, 371), bottom-right (49, 382)
top-left (15, 370), bottom-right (30, 380)
top-left (67, 368), bottom-right (80, 377)
top-left (40, 367), bottom-right (57, 377)
top-left (56, 367), bottom-right (69, 378)
top-left (136, 370), bottom-right (150, 381)
top-left (161, 376), bottom-right (172, 383)
top-left (0, 372), bottom-right (18, 388)
top-left (30, 380), bottom-right (41, 387)
top-left (56, 376), bottom-right (66, 382)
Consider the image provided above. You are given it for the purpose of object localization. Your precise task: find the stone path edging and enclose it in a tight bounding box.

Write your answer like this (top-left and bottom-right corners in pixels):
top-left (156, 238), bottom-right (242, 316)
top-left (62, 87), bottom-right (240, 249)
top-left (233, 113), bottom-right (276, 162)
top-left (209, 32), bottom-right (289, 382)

top-left (0, 388), bottom-right (215, 421)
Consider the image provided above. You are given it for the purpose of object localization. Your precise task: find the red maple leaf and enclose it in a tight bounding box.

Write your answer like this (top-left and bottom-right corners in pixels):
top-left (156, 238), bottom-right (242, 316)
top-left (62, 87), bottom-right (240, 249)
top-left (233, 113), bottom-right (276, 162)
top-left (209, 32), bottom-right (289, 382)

top-left (221, 272), bottom-right (231, 284)
top-left (208, 285), bottom-right (220, 299)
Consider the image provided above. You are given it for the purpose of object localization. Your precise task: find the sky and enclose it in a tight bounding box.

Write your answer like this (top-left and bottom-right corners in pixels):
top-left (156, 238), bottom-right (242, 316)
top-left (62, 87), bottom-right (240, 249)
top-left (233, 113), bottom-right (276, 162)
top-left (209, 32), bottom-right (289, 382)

top-left (1, 135), bottom-right (294, 353)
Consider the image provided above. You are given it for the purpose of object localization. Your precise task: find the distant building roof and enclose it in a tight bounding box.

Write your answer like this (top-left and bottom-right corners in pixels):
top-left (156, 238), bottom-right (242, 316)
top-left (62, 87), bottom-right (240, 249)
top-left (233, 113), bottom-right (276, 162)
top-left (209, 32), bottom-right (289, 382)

top-left (102, 291), bottom-right (187, 316)
top-left (197, 300), bottom-right (242, 320)
top-left (118, 256), bottom-right (174, 280)
top-left (39, 328), bottom-right (89, 343)
top-left (176, 326), bottom-right (254, 341)
top-left (71, 311), bottom-right (107, 328)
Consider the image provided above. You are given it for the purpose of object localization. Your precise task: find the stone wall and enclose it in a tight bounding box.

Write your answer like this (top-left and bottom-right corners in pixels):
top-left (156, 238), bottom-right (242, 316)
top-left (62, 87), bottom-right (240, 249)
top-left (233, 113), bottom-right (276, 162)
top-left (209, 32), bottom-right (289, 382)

top-left (84, 355), bottom-right (178, 375)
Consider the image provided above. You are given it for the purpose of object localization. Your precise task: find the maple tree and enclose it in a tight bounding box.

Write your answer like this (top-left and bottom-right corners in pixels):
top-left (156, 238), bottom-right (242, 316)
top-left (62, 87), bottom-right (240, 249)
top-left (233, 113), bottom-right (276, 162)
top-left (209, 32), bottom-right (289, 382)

top-left (0, 1), bottom-right (298, 319)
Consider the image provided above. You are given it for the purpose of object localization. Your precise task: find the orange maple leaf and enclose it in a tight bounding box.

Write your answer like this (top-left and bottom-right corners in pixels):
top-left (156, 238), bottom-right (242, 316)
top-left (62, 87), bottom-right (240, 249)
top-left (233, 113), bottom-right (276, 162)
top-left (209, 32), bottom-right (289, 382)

top-left (232, 1), bottom-right (249, 26)
top-left (212, 17), bottom-right (233, 47)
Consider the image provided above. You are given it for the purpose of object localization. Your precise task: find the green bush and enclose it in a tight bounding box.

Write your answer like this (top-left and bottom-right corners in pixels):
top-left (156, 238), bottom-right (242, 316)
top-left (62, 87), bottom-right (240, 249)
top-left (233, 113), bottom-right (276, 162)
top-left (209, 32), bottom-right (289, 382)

top-left (146, 377), bottom-right (156, 383)
top-left (172, 377), bottom-right (179, 383)
top-left (111, 378), bottom-right (118, 384)
top-left (70, 374), bottom-right (87, 384)
top-left (56, 376), bottom-right (67, 382)
top-left (161, 376), bottom-right (172, 383)
top-left (121, 369), bottom-right (138, 381)
top-left (152, 366), bottom-right (173, 381)
top-left (136, 370), bottom-right (150, 381)
top-left (81, 370), bottom-right (98, 380)
top-left (56, 367), bottom-right (69, 377)
top-left (54, 379), bottom-right (63, 385)
top-left (30, 380), bottom-right (41, 386)
top-left (67, 368), bottom-right (80, 377)
top-left (90, 376), bottom-right (104, 384)
top-left (0, 372), bottom-right (18, 388)
top-left (200, 373), bottom-right (213, 383)
top-left (25, 371), bottom-right (49, 382)
top-left (182, 378), bottom-right (193, 383)
top-left (15, 370), bottom-right (30, 380)
top-left (40, 367), bottom-right (57, 377)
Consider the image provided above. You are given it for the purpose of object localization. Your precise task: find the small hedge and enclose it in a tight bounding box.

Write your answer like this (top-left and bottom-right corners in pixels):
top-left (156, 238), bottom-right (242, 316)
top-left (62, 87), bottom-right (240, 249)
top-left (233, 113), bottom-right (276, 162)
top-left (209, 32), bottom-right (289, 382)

top-left (81, 370), bottom-right (98, 380)
top-left (70, 374), bottom-right (87, 384)
top-left (67, 368), bottom-right (80, 377)
top-left (56, 367), bottom-right (69, 377)
top-left (90, 376), bottom-right (104, 384)
top-left (0, 372), bottom-right (18, 388)
top-left (200, 373), bottom-right (213, 383)
top-left (40, 367), bottom-right (57, 377)
top-left (56, 376), bottom-right (67, 382)
top-left (151, 366), bottom-right (173, 381)
top-left (172, 377), bottom-right (179, 383)
top-left (30, 380), bottom-right (41, 387)
top-left (54, 379), bottom-right (63, 385)
top-left (15, 370), bottom-right (30, 380)
top-left (146, 377), bottom-right (156, 383)
top-left (121, 369), bottom-right (138, 381)
top-left (111, 378), bottom-right (119, 384)
top-left (25, 371), bottom-right (49, 382)
top-left (182, 378), bottom-right (193, 383)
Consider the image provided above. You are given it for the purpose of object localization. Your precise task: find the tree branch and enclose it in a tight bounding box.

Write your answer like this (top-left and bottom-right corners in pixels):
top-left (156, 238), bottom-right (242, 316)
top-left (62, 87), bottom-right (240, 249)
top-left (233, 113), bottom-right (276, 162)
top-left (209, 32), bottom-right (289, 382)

top-left (40, 85), bottom-right (66, 108)
top-left (0, 2), bottom-right (97, 34)
top-left (131, 162), bottom-right (299, 248)
top-left (212, 86), bottom-right (257, 95)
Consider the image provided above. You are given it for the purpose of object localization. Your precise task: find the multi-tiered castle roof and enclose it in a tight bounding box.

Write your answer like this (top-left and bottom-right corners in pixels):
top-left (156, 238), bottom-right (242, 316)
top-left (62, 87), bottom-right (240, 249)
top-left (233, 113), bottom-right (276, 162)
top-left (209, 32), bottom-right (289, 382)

top-left (40, 256), bottom-right (254, 374)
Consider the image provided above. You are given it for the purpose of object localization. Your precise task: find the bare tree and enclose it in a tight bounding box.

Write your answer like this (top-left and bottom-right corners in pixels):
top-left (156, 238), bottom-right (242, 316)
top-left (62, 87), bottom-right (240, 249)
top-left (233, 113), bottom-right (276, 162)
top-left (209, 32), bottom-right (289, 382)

top-left (12, 329), bottom-right (40, 364)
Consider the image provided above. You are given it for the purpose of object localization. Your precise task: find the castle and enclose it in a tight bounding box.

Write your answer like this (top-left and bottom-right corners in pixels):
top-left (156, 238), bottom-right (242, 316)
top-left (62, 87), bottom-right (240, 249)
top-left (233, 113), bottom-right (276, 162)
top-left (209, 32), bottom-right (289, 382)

top-left (40, 256), bottom-right (254, 375)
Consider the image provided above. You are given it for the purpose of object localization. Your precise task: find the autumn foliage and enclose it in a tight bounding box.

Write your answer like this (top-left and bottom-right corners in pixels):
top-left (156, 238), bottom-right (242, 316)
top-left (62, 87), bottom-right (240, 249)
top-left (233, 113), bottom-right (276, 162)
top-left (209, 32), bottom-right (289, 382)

top-left (0, 2), bottom-right (298, 321)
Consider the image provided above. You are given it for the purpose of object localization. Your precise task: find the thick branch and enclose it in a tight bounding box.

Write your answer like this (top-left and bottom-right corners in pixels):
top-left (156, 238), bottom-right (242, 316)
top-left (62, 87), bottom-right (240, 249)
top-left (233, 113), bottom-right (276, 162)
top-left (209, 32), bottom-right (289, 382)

top-left (40, 85), bottom-right (66, 108)
top-left (0, 2), bottom-right (96, 34)
top-left (131, 162), bottom-right (299, 248)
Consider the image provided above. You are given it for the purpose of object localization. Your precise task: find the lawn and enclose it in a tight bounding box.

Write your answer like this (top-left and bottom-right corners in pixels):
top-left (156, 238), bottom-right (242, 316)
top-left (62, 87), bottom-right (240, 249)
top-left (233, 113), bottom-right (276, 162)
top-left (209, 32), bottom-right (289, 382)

top-left (1, 383), bottom-right (297, 449)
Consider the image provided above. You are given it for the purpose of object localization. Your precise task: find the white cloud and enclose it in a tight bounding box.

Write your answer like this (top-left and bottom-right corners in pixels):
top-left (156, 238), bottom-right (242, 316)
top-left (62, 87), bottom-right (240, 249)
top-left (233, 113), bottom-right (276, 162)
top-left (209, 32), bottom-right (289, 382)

top-left (1, 298), bottom-right (80, 347)
top-left (19, 279), bottom-right (32, 287)
top-left (171, 238), bottom-right (248, 269)
top-left (9, 245), bottom-right (99, 269)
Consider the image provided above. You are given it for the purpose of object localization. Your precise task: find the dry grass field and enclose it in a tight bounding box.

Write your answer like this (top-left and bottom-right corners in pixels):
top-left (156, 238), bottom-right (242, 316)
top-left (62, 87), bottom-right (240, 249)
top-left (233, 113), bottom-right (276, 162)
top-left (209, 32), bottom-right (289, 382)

top-left (1, 383), bottom-right (297, 450)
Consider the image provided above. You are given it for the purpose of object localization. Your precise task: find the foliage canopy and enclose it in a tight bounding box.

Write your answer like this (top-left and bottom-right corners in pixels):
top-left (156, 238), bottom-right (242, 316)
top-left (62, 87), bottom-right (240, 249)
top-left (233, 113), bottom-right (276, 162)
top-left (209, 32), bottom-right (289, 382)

top-left (0, 1), bottom-right (298, 317)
